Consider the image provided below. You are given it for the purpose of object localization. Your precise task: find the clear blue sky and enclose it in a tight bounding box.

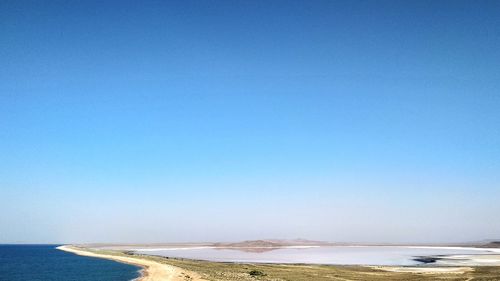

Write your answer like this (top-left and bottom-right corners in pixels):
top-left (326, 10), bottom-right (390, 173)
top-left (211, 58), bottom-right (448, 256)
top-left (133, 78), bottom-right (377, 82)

top-left (1, 0), bottom-right (499, 244)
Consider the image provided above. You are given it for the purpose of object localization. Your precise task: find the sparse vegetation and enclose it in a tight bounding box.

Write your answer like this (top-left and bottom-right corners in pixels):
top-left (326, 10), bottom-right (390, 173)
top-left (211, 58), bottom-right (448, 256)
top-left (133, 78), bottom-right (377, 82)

top-left (248, 269), bottom-right (266, 277)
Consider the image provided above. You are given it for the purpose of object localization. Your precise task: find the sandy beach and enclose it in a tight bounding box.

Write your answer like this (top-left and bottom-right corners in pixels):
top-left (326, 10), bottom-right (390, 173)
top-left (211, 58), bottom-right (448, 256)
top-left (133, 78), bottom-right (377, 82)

top-left (370, 266), bottom-right (474, 274)
top-left (57, 246), bottom-right (204, 281)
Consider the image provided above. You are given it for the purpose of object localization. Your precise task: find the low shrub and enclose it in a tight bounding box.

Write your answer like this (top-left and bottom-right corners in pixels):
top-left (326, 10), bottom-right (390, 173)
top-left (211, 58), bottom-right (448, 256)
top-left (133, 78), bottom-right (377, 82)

top-left (248, 269), bottom-right (266, 277)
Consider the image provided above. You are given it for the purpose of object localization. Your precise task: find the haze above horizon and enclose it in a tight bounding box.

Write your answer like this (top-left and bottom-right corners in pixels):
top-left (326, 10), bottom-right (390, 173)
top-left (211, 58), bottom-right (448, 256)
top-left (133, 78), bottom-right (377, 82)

top-left (1, 0), bottom-right (499, 244)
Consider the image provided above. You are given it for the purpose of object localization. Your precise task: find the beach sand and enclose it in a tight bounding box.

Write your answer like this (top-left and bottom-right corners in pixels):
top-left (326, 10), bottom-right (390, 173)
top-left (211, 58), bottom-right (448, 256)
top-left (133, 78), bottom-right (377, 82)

top-left (57, 245), bottom-right (204, 281)
top-left (370, 266), bottom-right (474, 274)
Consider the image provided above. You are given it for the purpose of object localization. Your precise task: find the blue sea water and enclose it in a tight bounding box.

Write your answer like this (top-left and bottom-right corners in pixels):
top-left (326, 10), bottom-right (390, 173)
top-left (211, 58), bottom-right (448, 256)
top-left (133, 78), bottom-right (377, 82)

top-left (0, 245), bottom-right (141, 281)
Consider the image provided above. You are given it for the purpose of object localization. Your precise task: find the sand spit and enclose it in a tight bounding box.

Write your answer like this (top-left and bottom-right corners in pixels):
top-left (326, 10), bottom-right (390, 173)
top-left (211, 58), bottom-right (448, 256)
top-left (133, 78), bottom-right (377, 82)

top-left (370, 266), bottom-right (474, 274)
top-left (437, 254), bottom-right (500, 266)
top-left (57, 245), bottom-right (204, 281)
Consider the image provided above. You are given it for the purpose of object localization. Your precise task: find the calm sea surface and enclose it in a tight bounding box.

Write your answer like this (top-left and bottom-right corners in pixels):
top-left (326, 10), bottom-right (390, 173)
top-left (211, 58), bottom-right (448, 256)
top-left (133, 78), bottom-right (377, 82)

top-left (0, 245), bottom-right (140, 281)
top-left (137, 246), bottom-right (495, 266)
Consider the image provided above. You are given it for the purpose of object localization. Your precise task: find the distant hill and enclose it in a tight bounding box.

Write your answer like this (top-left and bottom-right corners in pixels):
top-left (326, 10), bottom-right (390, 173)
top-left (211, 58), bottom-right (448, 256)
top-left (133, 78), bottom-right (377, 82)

top-left (456, 240), bottom-right (500, 248)
top-left (213, 239), bottom-right (329, 248)
top-left (482, 241), bottom-right (500, 248)
top-left (214, 240), bottom-right (283, 248)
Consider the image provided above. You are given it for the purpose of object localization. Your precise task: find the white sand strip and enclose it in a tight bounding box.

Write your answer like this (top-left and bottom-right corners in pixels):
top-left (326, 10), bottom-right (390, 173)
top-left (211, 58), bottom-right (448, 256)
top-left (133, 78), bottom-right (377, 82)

top-left (369, 266), bottom-right (473, 274)
top-left (57, 245), bottom-right (204, 281)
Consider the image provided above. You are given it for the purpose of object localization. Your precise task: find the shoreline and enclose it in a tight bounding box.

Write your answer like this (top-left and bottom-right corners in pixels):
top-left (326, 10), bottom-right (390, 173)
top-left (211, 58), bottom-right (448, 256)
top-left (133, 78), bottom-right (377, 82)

top-left (55, 245), bottom-right (500, 279)
top-left (58, 244), bottom-right (484, 273)
top-left (57, 245), bottom-right (204, 281)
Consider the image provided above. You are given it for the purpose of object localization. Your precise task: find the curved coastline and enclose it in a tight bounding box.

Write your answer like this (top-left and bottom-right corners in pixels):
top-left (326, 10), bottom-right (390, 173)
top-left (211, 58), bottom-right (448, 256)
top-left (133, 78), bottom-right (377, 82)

top-left (57, 245), bottom-right (203, 281)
